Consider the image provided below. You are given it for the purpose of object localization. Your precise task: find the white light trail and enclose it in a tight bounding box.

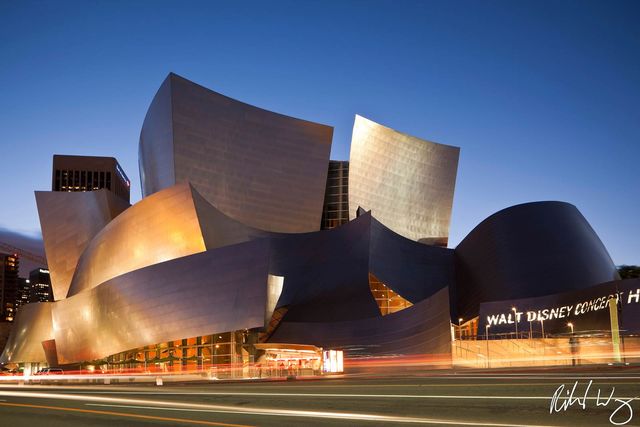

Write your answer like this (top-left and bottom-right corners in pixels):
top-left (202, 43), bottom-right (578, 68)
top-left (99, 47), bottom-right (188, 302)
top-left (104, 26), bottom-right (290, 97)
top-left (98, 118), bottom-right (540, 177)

top-left (85, 403), bottom-right (561, 427)
top-left (0, 390), bottom-right (566, 426)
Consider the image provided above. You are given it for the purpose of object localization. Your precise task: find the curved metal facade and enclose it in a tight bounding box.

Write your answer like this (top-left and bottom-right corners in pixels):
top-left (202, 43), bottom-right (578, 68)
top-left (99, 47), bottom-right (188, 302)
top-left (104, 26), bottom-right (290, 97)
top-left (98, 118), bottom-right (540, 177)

top-left (268, 211), bottom-right (454, 324)
top-left (6, 73), bottom-right (626, 369)
top-left (54, 241), bottom-right (270, 364)
top-left (66, 183), bottom-right (270, 297)
top-left (36, 189), bottom-right (129, 300)
top-left (66, 183), bottom-right (208, 297)
top-left (348, 115), bottom-right (459, 245)
top-left (2, 200), bottom-right (458, 364)
top-left (369, 216), bottom-right (454, 303)
top-left (477, 278), bottom-right (640, 336)
top-left (269, 212), bottom-right (379, 323)
top-left (454, 201), bottom-right (620, 320)
top-left (139, 73), bottom-right (333, 233)
top-left (270, 287), bottom-right (452, 357)
top-left (1, 302), bottom-right (53, 364)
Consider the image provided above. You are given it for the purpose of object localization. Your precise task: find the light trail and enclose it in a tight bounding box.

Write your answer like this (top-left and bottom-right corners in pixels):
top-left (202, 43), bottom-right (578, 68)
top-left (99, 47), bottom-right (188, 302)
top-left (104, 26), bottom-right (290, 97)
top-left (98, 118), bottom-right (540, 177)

top-left (65, 391), bottom-right (640, 400)
top-left (2, 372), bottom-right (640, 385)
top-left (0, 389), bottom-right (568, 426)
top-left (84, 402), bottom-right (565, 426)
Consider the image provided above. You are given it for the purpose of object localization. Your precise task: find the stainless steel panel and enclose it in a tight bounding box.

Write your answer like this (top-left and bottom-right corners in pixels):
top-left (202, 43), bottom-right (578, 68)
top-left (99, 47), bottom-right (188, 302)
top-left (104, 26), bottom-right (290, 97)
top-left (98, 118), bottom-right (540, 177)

top-left (66, 183), bottom-right (207, 297)
top-left (36, 190), bottom-right (129, 300)
top-left (454, 201), bottom-right (621, 319)
top-left (139, 73), bottom-right (333, 233)
top-left (348, 115), bottom-right (459, 245)
top-left (53, 240), bottom-right (270, 364)
top-left (270, 287), bottom-right (452, 357)
top-left (0, 302), bottom-right (53, 364)
top-left (138, 76), bottom-right (175, 196)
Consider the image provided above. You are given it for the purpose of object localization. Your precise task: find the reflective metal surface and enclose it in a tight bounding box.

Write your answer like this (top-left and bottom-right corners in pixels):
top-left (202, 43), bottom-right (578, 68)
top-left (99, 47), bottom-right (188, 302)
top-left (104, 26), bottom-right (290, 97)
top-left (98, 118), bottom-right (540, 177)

top-left (0, 302), bottom-right (53, 364)
top-left (369, 216), bottom-right (454, 303)
top-left (270, 287), bottom-right (452, 356)
top-left (66, 183), bottom-right (208, 297)
top-left (53, 240), bottom-right (270, 364)
top-left (36, 190), bottom-right (129, 300)
top-left (454, 201), bottom-right (621, 320)
top-left (139, 73), bottom-right (333, 233)
top-left (348, 115), bottom-right (459, 245)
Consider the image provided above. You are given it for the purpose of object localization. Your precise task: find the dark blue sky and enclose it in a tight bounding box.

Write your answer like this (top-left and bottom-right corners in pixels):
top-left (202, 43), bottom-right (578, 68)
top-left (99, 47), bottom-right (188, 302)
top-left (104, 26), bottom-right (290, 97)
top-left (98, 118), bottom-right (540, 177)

top-left (1, 0), bottom-right (638, 264)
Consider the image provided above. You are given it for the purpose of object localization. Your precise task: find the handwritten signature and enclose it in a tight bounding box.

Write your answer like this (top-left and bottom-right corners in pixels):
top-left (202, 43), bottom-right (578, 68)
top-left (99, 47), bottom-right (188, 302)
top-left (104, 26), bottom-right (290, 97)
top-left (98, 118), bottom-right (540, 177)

top-left (550, 380), bottom-right (637, 425)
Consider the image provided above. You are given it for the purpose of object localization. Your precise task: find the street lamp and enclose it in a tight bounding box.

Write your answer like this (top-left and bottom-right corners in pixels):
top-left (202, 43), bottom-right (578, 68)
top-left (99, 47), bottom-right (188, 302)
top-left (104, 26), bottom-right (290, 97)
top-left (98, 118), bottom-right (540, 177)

top-left (458, 318), bottom-right (463, 340)
top-left (512, 307), bottom-right (518, 339)
top-left (485, 324), bottom-right (491, 369)
top-left (568, 322), bottom-right (574, 334)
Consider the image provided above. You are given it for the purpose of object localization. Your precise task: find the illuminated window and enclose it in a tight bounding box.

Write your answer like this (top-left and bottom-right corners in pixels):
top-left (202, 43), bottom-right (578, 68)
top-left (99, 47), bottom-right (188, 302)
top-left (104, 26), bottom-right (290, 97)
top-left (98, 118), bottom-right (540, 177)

top-left (368, 272), bottom-right (412, 316)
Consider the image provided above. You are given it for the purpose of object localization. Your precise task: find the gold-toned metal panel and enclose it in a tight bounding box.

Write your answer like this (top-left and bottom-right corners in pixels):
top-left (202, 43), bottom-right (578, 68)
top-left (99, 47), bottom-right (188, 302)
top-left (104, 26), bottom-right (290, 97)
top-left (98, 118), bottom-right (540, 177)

top-left (349, 115), bottom-right (459, 245)
top-left (53, 241), bottom-right (270, 364)
top-left (66, 183), bottom-right (206, 297)
top-left (36, 190), bottom-right (129, 300)
top-left (0, 302), bottom-right (53, 364)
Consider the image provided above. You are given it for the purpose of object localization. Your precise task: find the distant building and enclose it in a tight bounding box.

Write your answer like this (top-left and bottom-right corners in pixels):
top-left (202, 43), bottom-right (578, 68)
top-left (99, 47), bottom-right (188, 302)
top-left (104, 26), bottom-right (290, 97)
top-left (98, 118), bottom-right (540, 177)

top-left (52, 154), bottom-right (130, 203)
top-left (320, 161), bottom-right (349, 230)
top-left (28, 268), bottom-right (52, 303)
top-left (16, 278), bottom-right (31, 310)
top-left (0, 253), bottom-right (19, 322)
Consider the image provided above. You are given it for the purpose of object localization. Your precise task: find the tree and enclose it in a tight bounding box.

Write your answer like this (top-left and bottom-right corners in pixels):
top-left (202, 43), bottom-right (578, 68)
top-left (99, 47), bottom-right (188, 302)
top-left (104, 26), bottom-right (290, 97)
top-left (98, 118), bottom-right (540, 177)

top-left (618, 265), bottom-right (640, 279)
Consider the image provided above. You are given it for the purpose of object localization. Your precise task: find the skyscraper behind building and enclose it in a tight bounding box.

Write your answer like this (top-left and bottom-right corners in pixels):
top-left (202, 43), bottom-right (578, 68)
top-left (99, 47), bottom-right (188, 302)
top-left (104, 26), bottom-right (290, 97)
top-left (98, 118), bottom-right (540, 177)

top-left (52, 154), bottom-right (130, 203)
top-left (28, 268), bottom-right (53, 303)
top-left (320, 161), bottom-right (350, 230)
top-left (0, 253), bottom-right (19, 322)
top-left (16, 277), bottom-right (31, 310)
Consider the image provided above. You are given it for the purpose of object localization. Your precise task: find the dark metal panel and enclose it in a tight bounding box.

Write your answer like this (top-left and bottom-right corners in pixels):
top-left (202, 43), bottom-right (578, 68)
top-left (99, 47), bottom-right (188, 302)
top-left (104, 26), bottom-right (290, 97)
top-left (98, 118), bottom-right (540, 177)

top-left (454, 201), bottom-right (621, 320)
top-left (269, 287), bottom-right (452, 357)
top-left (268, 213), bottom-right (379, 322)
top-left (369, 216), bottom-right (454, 302)
top-left (477, 278), bottom-right (640, 336)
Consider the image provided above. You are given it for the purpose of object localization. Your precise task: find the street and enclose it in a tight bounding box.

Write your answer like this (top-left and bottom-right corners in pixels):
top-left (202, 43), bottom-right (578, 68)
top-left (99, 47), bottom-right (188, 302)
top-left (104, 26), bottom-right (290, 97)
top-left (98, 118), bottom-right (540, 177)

top-left (1, 368), bottom-right (639, 426)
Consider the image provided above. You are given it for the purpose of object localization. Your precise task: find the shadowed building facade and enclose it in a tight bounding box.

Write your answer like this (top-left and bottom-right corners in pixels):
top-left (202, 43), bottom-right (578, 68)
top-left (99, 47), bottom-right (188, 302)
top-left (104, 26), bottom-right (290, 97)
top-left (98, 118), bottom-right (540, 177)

top-left (453, 202), bottom-right (620, 321)
top-left (320, 160), bottom-right (350, 230)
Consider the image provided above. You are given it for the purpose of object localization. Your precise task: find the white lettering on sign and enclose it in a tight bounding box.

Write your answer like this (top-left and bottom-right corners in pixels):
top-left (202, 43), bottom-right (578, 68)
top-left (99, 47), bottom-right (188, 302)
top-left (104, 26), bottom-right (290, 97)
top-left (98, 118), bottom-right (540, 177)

top-left (485, 290), bottom-right (638, 327)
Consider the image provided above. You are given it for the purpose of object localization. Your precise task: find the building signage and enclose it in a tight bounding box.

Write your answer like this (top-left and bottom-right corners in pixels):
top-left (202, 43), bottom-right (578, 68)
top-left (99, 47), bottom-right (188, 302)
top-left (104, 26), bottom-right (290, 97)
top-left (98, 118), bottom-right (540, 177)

top-left (478, 278), bottom-right (640, 337)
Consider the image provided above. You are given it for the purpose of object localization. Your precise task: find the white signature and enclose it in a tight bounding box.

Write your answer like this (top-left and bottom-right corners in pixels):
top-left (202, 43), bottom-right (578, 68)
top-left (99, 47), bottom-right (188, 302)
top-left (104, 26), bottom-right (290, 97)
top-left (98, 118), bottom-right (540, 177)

top-left (550, 380), bottom-right (637, 425)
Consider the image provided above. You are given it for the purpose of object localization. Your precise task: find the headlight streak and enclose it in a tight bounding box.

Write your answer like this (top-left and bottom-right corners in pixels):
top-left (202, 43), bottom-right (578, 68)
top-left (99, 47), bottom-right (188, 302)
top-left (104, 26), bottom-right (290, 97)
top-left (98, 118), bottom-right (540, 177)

top-left (0, 388), bottom-right (614, 426)
top-left (84, 402), bottom-right (564, 426)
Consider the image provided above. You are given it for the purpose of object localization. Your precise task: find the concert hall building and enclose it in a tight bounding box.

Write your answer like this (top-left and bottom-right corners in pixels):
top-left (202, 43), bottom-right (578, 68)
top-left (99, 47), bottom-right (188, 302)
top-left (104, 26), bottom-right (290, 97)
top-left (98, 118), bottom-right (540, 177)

top-left (1, 73), bottom-right (634, 372)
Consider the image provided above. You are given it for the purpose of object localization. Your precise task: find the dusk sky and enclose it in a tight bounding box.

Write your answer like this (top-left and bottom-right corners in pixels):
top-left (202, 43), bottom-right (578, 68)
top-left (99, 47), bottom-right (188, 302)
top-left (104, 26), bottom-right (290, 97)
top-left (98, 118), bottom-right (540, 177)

top-left (0, 0), bottom-right (638, 264)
